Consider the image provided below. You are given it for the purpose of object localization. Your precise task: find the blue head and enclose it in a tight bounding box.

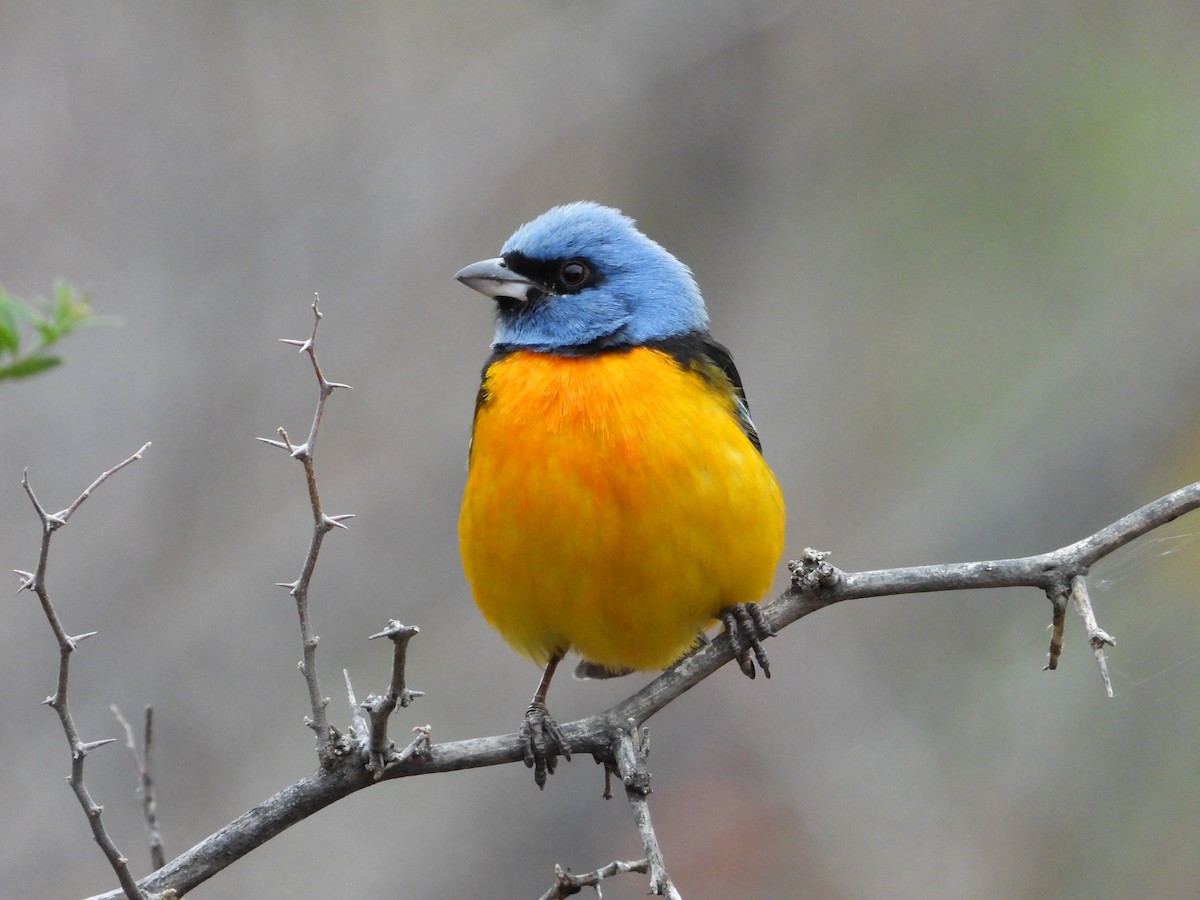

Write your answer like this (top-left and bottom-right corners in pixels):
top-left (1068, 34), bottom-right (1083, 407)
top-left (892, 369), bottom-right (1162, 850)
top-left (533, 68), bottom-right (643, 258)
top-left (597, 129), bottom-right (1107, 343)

top-left (455, 202), bottom-right (708, 351)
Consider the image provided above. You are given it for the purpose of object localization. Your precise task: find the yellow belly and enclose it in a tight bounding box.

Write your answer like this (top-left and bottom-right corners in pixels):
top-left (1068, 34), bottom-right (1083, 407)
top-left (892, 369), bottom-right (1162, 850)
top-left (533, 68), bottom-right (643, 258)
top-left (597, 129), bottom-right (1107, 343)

top-left (459, 347), bottom-right (785, 671)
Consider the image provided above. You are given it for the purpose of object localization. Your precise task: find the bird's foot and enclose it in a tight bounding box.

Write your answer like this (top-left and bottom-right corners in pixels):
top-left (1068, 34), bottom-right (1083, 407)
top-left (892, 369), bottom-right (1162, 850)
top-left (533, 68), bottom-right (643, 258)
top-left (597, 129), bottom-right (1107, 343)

top-left (719, 601), bottom-right (775, 679)
top-left (521, 700), bottom-right (570, 789)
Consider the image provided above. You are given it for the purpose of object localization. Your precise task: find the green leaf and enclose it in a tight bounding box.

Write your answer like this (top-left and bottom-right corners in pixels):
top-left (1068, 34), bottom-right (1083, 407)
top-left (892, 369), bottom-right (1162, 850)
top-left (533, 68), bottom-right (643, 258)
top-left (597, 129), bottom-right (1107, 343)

top-left (47, 282), bottom-right (93, 342)
top-left (34, 318), bottom-right (60, 344)
top-left (0, 279), bottom-right (100, 384)
top-left (0, 354), bottom-right (62, 381)
top-left (0, 298), bottom-right (20, 354)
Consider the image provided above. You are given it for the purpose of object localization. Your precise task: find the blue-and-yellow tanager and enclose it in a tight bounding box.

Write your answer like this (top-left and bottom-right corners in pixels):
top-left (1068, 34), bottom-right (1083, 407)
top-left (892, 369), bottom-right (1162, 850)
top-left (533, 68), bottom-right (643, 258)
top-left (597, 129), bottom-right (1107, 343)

top-left (455, 202), bottom-right (785, 786)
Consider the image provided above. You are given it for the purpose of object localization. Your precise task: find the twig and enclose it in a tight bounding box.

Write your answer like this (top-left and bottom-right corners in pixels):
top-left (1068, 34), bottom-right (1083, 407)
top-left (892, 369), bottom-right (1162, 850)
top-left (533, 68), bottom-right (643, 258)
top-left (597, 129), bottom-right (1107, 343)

top-left (257, 297), bottom-right (353, 761)
top-left (612, 723), bottom-right (681, 899)
top-left (395, 726), bottom-right (434, 768)
top-left (85, 481), bottom-right (1200, 899)
top-left (360, 620), bottom-right (425, 777)
top-left (1070, 575), bottom-right (1116, 696)
top-left (113, 705), bottom-right (166, 870)
top-left (538, 859), bottom-right (650, 900)
top-left (1044, 588), bottom-right (1068, 671)
top-left (16, 445), bottom-right (151, 900)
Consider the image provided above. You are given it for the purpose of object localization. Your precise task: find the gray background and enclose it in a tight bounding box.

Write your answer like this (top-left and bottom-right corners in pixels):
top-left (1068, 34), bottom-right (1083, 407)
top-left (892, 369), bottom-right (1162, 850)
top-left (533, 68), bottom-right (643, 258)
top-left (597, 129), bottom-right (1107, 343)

top-left (3, 2), bottom-right (1199, 898)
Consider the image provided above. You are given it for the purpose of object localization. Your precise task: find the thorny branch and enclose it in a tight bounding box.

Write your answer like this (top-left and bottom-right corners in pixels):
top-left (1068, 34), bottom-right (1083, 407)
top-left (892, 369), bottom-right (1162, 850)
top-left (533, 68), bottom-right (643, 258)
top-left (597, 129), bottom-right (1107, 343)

top-left (15, 444), bottom-right (151, 900)
top-left (357, 620), bottom-right (426, 777)
top-left (257, 296), bottom-right (353, 761)
top-left (35, 308), bottom-right (1196, 900)
top-left (83, 479), bottom-right (1200, 900)
top-left (261, 308), bottom-right (428, 779)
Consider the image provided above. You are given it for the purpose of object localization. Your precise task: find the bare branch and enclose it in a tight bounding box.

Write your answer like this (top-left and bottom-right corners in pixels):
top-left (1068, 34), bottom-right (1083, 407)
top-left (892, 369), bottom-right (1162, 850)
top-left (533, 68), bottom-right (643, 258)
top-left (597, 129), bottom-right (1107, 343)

top-left (360, 621), bottom-right (425, 777)
top-left (1044, 588), bottom-right (1068, 671)
top-left (18, 447), bottom-right (151, 900)
top-left (1070, 575), bottom-right (1116, 697)
top-left (612, 723), bottom-right (681, 898)
top-left (52, 443), bottom-right (152, 526)
top-left (258, 297), bottom-right (353, 760)
top-left (113, 705), bottom-right (166, 870)
top-left (538, 859), bottom-right (650, 900)
top-left (620, 482), bottom-right (1200, 728)
top-left (84, 479), bottom-right (1200, 899)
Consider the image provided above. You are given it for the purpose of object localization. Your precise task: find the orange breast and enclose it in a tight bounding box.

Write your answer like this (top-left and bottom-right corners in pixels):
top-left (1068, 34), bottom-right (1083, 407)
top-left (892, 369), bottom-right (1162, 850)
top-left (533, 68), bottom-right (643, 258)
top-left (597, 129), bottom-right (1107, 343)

top-left (459, 347), bottom-right (785, 670)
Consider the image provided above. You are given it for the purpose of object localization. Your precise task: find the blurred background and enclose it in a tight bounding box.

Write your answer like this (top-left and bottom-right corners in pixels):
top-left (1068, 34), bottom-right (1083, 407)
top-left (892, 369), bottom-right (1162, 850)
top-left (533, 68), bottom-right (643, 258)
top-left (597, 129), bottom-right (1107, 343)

top-left (2, 2), bottom-right (1199, 897)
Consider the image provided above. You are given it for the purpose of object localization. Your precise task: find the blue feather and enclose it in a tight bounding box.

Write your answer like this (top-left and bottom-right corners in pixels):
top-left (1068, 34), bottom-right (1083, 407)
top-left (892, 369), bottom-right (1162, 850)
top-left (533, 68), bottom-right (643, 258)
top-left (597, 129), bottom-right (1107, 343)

top-left (489, 202), bottom-right (709, 350)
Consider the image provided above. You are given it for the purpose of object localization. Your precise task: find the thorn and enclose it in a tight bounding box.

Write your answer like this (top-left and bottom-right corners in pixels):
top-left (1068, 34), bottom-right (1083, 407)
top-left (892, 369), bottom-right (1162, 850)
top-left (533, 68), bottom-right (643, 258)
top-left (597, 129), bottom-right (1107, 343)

top-left (13, 570), bottom-right (35, 593)
top-left (69, 631), bottom-right (99, 644)
top-left (324, 514), bottom-right (355, 529)
top-left (256, 437), bottom-right (290, 451)
top-left (275, 581), bottom-right (299, 593)
top-left (278, 338), bottom-right (312, 351)
top-left (326, 381), bottom-right (353, 391)
top-left (290, 443), bottom-right (310, 459)
top-left (79, 738), bottom-right (117, 754)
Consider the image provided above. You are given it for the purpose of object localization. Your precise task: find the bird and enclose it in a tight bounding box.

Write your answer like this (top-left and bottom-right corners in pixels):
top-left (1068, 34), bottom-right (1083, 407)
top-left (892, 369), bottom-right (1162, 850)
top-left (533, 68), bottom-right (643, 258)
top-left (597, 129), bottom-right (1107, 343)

top-left (455, 202), bottom-right (786, 787)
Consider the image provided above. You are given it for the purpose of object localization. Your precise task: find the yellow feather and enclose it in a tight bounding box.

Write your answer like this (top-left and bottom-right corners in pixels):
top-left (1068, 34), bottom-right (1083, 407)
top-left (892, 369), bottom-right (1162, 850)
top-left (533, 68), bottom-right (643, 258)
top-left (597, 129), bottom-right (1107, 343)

top-left (459, 347), bottom-right (785, 671)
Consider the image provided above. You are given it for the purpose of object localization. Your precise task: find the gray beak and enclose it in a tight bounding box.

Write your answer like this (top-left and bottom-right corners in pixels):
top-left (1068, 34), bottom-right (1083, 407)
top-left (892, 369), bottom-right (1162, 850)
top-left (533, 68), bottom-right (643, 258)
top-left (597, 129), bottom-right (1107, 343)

top-left (455, 257), bottom-right (543, 303)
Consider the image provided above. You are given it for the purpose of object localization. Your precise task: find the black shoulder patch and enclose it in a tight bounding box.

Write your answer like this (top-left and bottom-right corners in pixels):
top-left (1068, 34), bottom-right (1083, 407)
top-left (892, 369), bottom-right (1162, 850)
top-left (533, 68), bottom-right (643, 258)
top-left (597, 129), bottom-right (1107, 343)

top-left (473, 347), bottom-right (512, 417)
top-left (645, 331), bottom-right (764, 453)
top-left (467, 347), bottom-right (516, 463)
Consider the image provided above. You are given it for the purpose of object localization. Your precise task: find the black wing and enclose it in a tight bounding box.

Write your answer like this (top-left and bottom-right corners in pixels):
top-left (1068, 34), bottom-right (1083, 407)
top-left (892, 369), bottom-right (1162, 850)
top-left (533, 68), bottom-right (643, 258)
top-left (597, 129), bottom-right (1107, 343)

top-left (466, 347), bottom-right (514, 464)
top-left (647, 331), bottom-right (764, 454)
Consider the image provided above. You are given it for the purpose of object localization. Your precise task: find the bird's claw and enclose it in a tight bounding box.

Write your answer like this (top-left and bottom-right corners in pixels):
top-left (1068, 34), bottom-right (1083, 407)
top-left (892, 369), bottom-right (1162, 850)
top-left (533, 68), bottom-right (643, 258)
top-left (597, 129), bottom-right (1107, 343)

top-left (521, 700), bottom-right (570, 789)
top-left (719, 602), bottom-right (775, 679)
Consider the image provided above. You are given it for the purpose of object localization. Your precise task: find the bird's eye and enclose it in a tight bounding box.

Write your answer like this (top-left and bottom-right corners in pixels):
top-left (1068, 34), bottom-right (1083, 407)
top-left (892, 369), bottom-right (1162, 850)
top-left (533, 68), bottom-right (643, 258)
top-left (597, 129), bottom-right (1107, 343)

top-left (559, 260), bottom-right (590, 289)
